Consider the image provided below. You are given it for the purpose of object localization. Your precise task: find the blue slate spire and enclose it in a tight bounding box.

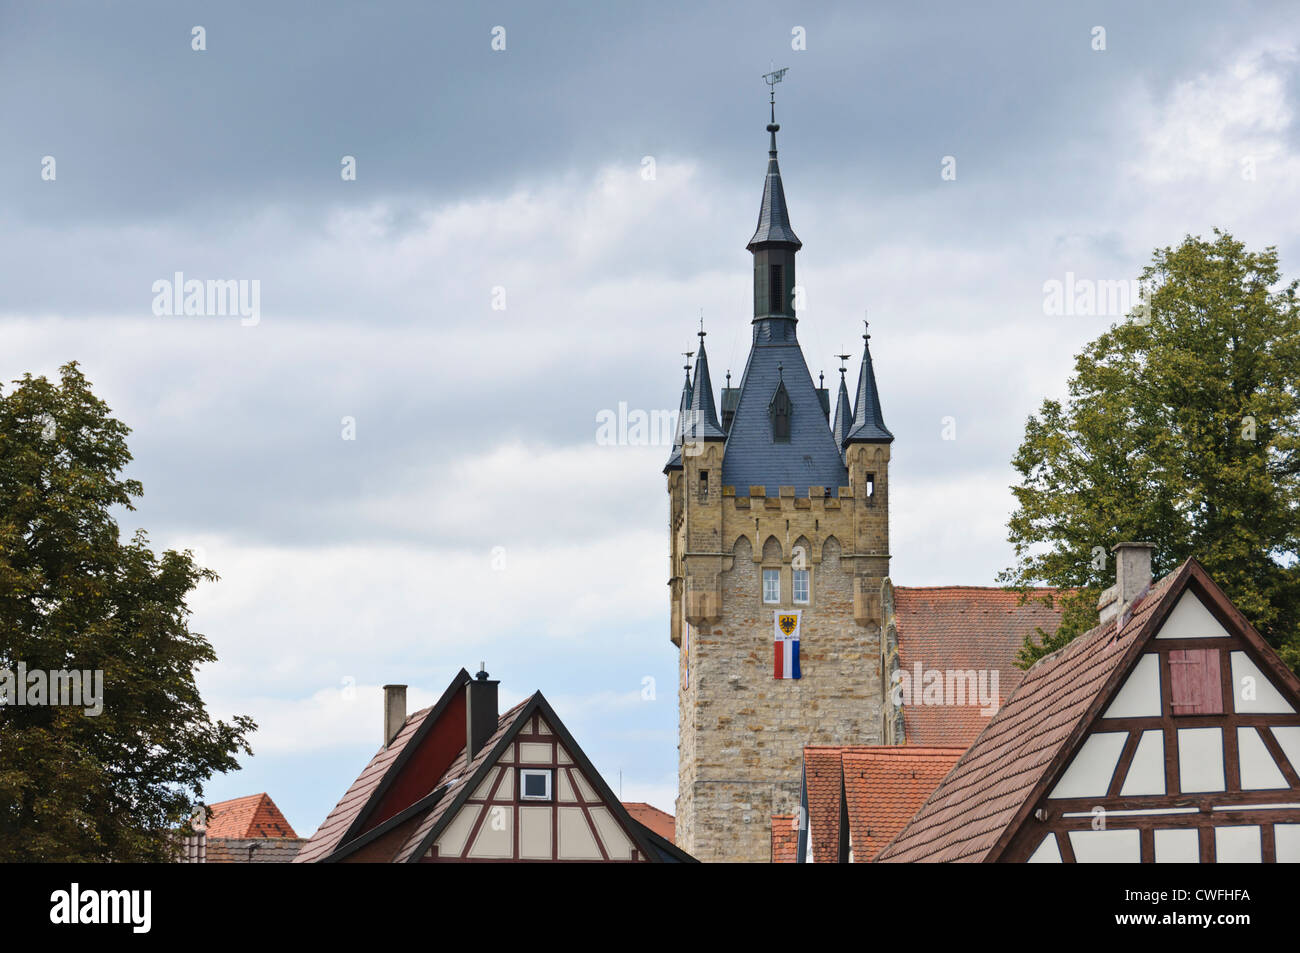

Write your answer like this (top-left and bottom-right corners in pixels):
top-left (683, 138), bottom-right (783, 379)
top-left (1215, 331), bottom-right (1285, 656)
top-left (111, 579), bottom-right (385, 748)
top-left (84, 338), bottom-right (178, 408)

top-left (845, 323), bottom-right (894, 444)
top-left (719, 108), bottom-right (848, 497)
top-left (683, 335), bottom-right (725, 444)
top-left (663, 359), bottom-right (694, 472)
top-left (831, 361), bottom-right (853, 457)
top-left (746, 120), bottom-right (802, 251)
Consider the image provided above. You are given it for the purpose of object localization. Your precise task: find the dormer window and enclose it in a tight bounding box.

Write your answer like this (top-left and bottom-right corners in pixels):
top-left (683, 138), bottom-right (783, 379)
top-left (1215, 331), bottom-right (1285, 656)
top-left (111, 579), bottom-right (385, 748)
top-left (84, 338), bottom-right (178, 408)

top-left (770, 380), bottom-right (792, 443)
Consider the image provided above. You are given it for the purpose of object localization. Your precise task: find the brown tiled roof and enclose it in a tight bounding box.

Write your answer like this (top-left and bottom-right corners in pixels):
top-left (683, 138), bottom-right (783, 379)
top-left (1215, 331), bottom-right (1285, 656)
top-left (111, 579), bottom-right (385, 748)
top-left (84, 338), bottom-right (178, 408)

top-left (803, 746), bottom-right (848, 863)
top-left (205, 793), bottom-right (298, 839)
top-left (841, 747), bottom-right (963, 861)
top-left (205, 837), bottom-right (307, 863)
top-left (877, 566), bottom-right (1185, 863)
top-left (771, 814), bottom-right (797, 863)
top-left (391, 697), bottom-right (533, 863)
top-left (294, 702), bottom-right (437, 863)
top-left (893, 586), bottom-right (1064, 747)
top-left (622, 802), bottom-right (675, 842)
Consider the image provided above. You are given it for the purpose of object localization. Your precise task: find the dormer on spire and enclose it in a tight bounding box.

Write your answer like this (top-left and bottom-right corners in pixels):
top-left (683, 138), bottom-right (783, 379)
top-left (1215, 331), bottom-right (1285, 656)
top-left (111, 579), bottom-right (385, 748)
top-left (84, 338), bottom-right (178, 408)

top-left (845, 320), bottom-right (894, 444)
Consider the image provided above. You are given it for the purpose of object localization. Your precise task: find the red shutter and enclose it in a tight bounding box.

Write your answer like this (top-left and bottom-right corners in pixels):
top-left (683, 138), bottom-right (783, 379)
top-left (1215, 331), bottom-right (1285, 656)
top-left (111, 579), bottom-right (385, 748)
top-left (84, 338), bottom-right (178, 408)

top-left (1168, 649), bottom-right (1223, 715)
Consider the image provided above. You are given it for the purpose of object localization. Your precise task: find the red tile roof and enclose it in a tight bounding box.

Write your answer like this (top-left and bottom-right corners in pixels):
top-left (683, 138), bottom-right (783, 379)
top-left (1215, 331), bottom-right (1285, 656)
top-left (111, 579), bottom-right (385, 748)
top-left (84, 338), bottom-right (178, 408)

top-left (205, 793), bottom-right (298, 839)
top-left (841, 747), bottom-right (963, 861)
top-left (771, 814), bottom-right (797, 863)
top-left (877, 567), bottom-right (1185, 862)
top-left (803, 746), bottom-right (848, 863)
top-left (893, 586), bottom-right (1064, 747)
top-left (204, 837), bottom-right (308, 863)
top-left (622, 802), bottom-right (675, 842)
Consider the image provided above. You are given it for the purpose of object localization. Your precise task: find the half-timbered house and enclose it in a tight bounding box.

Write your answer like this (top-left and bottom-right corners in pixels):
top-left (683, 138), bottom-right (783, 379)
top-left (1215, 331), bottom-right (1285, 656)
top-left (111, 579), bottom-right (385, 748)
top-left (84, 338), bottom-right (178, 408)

top-left (877, 545), bottom-right (1300, 863)
top-left (295, 668), bottom-right (693, 863)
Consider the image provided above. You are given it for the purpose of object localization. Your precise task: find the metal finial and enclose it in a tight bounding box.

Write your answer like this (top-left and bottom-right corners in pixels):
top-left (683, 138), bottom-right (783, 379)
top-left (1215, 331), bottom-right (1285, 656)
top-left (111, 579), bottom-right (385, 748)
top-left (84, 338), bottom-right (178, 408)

top-left (698, 310), bottom-right (706, 340)
top-left (726, 370), bottom-right (732, 387)
top-left (819, 370), bottom-right (825, 388)
top-left (682, 351), bottom-right (694, 376)
top-left (863, 316), bottom-right (871, 342)
top-left (763, 66), bottom-right (788, 131)
top-left (836, 353), bottom-right (852, 377)
top-left (777, 362), bottom-right (784, 381)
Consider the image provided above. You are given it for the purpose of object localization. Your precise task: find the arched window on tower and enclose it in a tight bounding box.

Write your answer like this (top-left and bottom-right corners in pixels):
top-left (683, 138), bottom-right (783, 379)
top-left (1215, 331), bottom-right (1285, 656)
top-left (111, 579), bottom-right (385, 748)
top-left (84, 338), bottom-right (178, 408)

top-left (769, 379), bottom-right (792, 442)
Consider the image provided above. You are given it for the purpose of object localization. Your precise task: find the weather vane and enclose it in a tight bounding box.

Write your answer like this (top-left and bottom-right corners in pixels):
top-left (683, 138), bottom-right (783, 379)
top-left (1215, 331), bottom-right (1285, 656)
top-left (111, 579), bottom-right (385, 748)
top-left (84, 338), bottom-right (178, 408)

top-left (763, 66), bottom-right (789, 122)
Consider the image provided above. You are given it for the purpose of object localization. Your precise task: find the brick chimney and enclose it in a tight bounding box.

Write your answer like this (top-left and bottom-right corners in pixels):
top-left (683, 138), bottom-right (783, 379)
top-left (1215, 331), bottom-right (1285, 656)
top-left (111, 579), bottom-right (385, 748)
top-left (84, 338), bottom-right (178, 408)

top-left (1098, 542), bottom-right (1154, 626)
top-left (466, 664), bottom-right (499, 762)
top-left (383, 684), bottom-right (407, 748)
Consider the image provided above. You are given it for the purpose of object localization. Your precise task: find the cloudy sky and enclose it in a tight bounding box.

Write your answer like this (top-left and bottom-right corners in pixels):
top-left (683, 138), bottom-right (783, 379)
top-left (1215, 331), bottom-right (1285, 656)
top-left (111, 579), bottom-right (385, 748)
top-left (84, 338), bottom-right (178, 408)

top-left (4, 1), bottom-right (1300, 834)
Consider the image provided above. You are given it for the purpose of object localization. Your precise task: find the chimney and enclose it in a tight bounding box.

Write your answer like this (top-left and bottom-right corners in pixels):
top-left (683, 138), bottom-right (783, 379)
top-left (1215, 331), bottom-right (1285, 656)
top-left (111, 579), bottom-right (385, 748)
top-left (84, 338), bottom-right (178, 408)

top-left (1099, 542), bottom-right (1154, 626)
top-left (383, 684), bottom-right (407, 748)
top-left (466, 663), bottom-right (500, 762)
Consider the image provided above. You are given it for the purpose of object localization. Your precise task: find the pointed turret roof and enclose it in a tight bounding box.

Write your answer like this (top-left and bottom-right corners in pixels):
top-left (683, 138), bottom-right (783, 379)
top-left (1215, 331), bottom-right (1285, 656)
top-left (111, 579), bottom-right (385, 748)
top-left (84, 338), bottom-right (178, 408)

top-left (845, 324), bottom-right (893, 444)
top-left (746, 120), bottom-right (801, 250)
top-left (664, 364), bottom-right (693, 472)
top-left (832, 365), bottom-right (853, 455)
top-left (683, 338), bottom-right (725, 443)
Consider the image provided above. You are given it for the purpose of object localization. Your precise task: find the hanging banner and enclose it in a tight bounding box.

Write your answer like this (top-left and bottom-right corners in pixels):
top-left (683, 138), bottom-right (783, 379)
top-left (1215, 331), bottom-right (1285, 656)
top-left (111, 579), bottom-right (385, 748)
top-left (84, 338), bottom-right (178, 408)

top-left (773, 610), bottom-right (801, 679)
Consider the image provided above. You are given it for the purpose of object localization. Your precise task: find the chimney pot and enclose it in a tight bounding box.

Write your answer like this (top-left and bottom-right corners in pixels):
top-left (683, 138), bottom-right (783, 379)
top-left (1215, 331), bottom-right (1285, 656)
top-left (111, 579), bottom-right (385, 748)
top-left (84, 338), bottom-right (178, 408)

top-left (466, 667), bottom-right (500, 761)
top-left (1111, 542), bottom-right (1154, 623)
top-left (383, 684), bottom-right (407, 748)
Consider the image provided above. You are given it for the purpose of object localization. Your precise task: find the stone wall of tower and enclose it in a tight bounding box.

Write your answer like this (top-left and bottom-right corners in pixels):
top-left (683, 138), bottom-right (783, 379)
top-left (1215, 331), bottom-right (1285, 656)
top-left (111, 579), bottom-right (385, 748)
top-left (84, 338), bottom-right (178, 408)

top-left (672, 441), bottom-right (891, 863)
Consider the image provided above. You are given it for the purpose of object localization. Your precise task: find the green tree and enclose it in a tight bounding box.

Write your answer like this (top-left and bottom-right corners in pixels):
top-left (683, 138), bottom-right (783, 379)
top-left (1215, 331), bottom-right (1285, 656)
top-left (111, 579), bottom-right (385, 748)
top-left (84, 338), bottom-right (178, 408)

top-left (1002, 231), bottom-right (1300, 672)
top-left (0, 363), bottom-right (254, 861)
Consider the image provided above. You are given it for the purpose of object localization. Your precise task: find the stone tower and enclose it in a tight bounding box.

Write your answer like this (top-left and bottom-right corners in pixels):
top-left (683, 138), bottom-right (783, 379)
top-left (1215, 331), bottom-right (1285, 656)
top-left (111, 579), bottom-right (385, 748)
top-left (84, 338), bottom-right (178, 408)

top-left (666, 104), bottom-right (895, 863)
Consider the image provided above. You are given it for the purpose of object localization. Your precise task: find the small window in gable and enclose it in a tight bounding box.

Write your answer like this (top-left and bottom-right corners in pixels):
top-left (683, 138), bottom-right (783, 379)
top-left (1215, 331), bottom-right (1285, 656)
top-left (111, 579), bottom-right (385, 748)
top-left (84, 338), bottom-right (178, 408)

top-left (520, 768), bottom-right (552, 800)
top-left (1169, 649), bottom-right (1223, 715)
